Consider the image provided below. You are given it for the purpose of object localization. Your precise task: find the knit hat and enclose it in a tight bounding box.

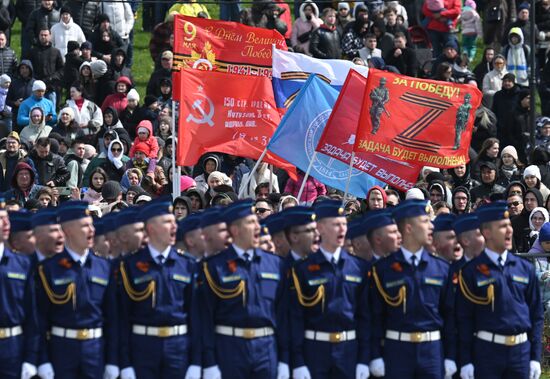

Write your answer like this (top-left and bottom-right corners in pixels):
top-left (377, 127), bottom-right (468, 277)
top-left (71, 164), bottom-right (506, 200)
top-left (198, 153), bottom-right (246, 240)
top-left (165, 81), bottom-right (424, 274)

top-left (97, 13), bottom-right (110, 24)
top-left (144, 95), bottom-right (158, 108)
top-left (465, 0), bottom-right (476, 9)
top-left (32, 80), bottom-right (46, 91)
top-left (161, 50), bottom-right (173, 59)
top-left (406, 188), bottom-right (425, 200)
top-left (501, 145), bottom-right (519, 161)
top-left (133, 142), bottom-right (151, 156)
top-left (60, 6), bottom-right (71, 15)
top-left (101, 181), bottom-right (122, 201)
top-left (180, 176), bottom-right (196, 192)
top-left (338, 2), bottom-right (350, 10)
top-left (518, 2), bottom-right (529, 11)
top-left (90, 60), bottom-right (107, 77)
top-left (127, 88), bottom-right (140, 102)
top-left (524, 165), bottom-right (542, 180)
top-left (81, 41), bottom-right (92, 50)
top-left (59, 107), bottom-right (75, 119)
top-left (0, 74), bottom-right (10, 86)
top-left (67, 40), bottom-right (80, 52)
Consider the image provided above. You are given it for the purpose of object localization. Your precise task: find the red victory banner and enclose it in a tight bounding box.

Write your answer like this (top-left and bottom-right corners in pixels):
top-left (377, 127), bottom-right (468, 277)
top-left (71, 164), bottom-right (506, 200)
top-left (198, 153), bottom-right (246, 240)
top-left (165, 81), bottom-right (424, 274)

top-left (353, 69), bottom-right (482, 168)
top-left (316, 69), bottom-right (421, 192)
top-left (173, 15), bottom-right (287, 77)
top-left (176, 68), bottom-right (294, 174)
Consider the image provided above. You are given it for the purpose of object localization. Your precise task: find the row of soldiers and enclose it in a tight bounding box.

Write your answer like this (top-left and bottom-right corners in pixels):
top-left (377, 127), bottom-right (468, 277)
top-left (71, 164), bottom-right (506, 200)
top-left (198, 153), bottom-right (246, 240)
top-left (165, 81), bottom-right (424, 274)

top-left (0, 196), bottom-right (543, 379)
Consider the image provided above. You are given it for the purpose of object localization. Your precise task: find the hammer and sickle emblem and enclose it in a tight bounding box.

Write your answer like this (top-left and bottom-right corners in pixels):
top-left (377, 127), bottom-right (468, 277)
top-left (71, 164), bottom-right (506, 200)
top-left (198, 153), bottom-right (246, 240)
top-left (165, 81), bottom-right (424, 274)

top-left (186, 93), bottom-right (215, 127)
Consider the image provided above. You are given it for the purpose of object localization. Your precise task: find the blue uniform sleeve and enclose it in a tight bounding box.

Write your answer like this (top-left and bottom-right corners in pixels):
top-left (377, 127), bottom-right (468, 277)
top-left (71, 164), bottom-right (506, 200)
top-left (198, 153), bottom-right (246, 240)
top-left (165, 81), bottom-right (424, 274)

top-left (370, 264), bottom-right (386, 360)
top-left (527, 264), bottom-right (544, 361)
top-left (442, 266), bottom-right (457, 361)
top-left (288, 265), bottom-right (307, 368)
top-left (103, 262), bottom-right (119, 366)
top-left (23, 265), bottom-right (39, 365)
top-left (275, 260), bottom-right (290, 365)
top-left (198, 261), bottom-right (219, 368)
top-left (188, 261), bottom-right (202, 366)
top-left (35, 263), bottom-right (52, 365)
top-left (455, 267), bottom-right (476, 366)
top-left (118, 260), bottom-right (132, 369)
top-left (356, 265), bottom-right (371, 364)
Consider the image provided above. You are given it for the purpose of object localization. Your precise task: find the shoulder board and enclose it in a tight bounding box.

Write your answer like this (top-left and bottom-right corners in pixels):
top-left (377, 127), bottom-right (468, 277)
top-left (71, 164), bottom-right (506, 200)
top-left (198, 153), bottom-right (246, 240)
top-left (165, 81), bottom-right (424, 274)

top-left (430, 253), bottom-right (451, 265)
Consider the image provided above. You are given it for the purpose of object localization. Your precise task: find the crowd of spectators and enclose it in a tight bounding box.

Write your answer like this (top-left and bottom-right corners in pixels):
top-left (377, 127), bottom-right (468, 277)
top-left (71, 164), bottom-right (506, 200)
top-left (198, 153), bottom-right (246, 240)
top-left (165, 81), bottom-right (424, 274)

top-left (1, 0), bottom-right (550, 262)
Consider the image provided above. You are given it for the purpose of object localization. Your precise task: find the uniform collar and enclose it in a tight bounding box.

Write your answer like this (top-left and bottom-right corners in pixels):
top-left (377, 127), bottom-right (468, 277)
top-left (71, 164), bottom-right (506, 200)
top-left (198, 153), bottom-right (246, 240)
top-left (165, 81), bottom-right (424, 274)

top-left (148, 243), bottom-right (171, 262)
top-left (232, 243), bottom-right (254, 261)
top-left (290, 250), bottom-right (302, 261)
top-left (372, 252), bottom-right (381, 261)
top-left (66, 246), bottom-right (89, 266)
top-left (35, 250), bottom-right (46, 262)
top-left (484, 248), bottom-right (508, 267)
top-left (401, 246), bottom-right (423, 266)
top-left (319, 245), bottom-right (341, 263)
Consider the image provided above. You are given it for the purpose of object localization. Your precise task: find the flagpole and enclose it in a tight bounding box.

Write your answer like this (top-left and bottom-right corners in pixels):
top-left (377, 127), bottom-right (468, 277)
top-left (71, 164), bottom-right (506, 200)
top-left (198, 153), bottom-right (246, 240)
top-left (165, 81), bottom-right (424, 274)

top-left (342, 152), bottom-right (355, 206)
top-left (297, 152), bottom-right (316, 203)
top-left (171, 99), bottom-right (179, 200)
top-left (269, 164), bottom-right (273, 193)
top-left (241, 148), bottom-right (268, 199)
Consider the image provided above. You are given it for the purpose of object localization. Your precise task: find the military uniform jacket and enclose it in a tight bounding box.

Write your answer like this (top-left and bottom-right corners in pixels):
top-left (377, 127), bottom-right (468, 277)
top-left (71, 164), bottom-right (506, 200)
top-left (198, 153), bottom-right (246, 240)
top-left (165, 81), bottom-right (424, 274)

top-left (456, 251), bottom-right (543, 366)
top-left (371, 248), bottom-right (450, 359)
top-left (289, 250), bottom-right (371, 367)
top-left (119, 247), bottom-right (200, 368)
top-left (0, 248), bottom-right (38, 364)
top-left (36, 250), bottom-right (118, 366)
top-left (198, 246), bottom-right (289, 368)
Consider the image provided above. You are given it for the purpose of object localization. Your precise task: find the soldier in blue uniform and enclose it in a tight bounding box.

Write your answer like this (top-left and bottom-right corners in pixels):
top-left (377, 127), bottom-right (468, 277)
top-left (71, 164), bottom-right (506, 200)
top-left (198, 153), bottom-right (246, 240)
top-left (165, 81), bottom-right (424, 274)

top-left (370, 199), bottom-right (451, 379)
top-left (442, 214), bottom-right (484, 378)
top-left (0, 203), bottom-right (39, 379)
top-left (281, 206), bottom-right (318, 265)
top-left (290, 200), bottom-right (371, 379)
top-left (346, 216), bottom-right (373, 260)
top-left (102, 212), bottom-right (123, 258)
top-left (364, 209), bottom-right (402, 261)
top-left (198, 199), bottom-right (289, 379)
top-left (8, 211), bottom-right (35, 255)
top-left (264, 212), bottom-right (291, 257)
top-left (116, 207), bottom-right (146, 257)
top-left (176, 213), bottom-right (206, 261)
top-left (35, 200), bottom-right (119, 379)
top-left (456, 202), bottom-right (543, 379)
top-left (31, 208), bottom-right (65, 264)
top-left (119, 198), bottom-right (201, 379)
top-left (200, 207), bottom-right (231, 257)
top-left (432, 213), bottom-right (463, 263)
top-left (259, 222), bottom-right (276, 253)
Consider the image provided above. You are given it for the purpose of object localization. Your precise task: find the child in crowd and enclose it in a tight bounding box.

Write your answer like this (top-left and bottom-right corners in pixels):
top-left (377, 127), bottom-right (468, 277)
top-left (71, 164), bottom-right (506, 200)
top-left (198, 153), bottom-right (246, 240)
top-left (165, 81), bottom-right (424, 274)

top-left (129, 119), bottom-right (159, 175)
top-left (0, 74), bottom-right (12, 133)
top-left (460, 0), bottom-right (482, 60)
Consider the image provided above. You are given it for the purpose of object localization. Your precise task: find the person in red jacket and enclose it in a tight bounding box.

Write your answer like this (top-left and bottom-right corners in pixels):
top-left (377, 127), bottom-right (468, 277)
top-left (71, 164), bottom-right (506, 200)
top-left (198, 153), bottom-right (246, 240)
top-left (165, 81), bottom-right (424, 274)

top-left (422, 0), bottom-right (461, 57)
top-left (101, 76), bottom-right (132, 114)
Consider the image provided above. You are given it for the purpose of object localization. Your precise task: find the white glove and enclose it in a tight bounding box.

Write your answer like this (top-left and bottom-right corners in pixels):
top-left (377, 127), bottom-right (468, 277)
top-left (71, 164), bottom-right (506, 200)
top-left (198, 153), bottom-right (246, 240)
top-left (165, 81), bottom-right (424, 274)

top-left (356, 363), bottom-right (370, 379)
top-left (444, 359), bottom-right (457, 378)
top-left (369, 358), bottom-right (385, 377)
top-left (292, 365), bottom-right (312, 379)
top-left (185, 365), bottom-right (202, 379)
top-left (530, 360), bottom-right (541, 379)
top-left (460, 363), bottom-right (474, 379)
top-left (203, 365), bottom-right (222, 379)
top-left (21, 362), bottom-right (37, 379)
top-left (103, 364), bottom-right (120, 379)
top-left (277, 362), bottom-right (290, 379)
top-left (37, 363), bottom-right (54, 379)
top-left (120, 366), bottom-right (137, 379)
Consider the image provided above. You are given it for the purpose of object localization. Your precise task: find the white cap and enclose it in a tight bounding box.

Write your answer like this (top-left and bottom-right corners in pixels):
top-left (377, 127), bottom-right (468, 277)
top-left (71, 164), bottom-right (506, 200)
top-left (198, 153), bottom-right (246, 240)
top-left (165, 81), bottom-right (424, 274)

top-left (524, 165), bottom-right (542, 181)
top-left (406, 188), bottom-right (425, 200)
top-left (32, 80), bottom-right (46, 91)
top-left (127, 88), bottom-right (140, 102)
